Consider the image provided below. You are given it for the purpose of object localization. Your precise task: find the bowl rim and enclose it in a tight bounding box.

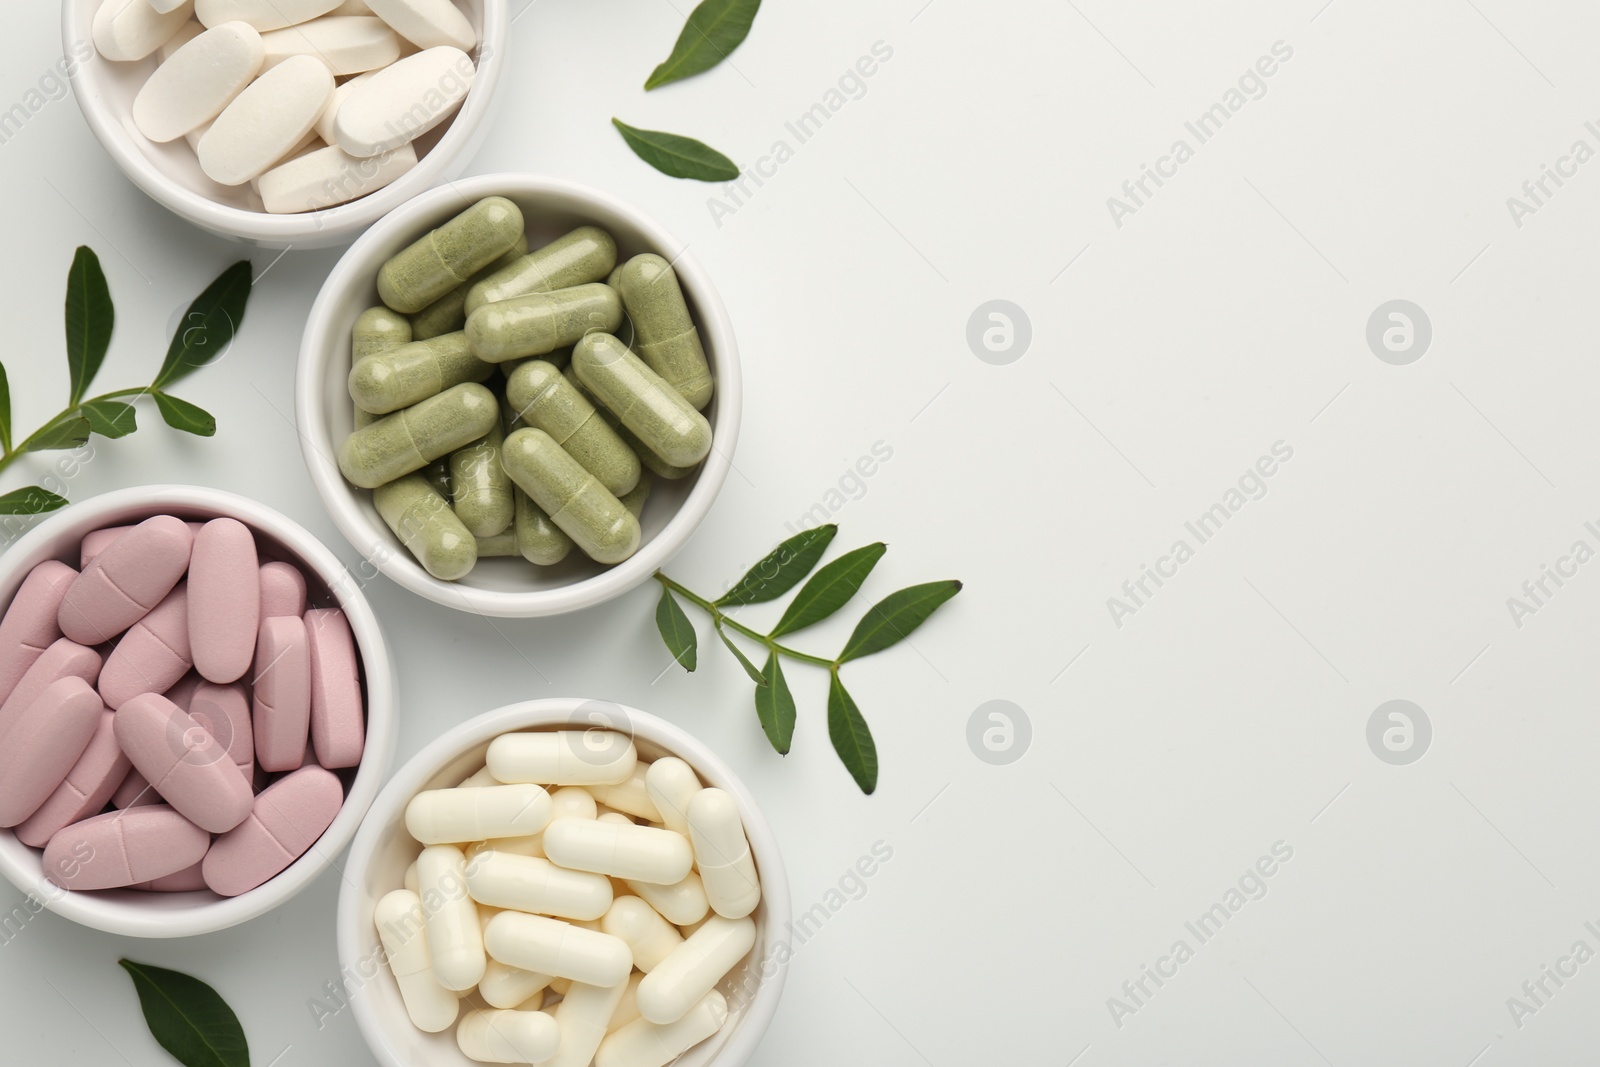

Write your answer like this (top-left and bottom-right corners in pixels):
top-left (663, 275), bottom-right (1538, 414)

top-left (0, 484), bottom-right (397, 938)
top-left (61, 0), bottom-right (509, 245)
top-left (336, 698), bottom-right (789, 1067)
top-left (295, 172), bottom-right (743, 618)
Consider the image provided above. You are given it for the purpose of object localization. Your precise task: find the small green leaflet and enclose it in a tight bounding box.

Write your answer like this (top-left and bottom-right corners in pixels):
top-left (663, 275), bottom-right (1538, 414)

top-left (827, 672), bottom-right (877, 794)
top-left (717, 525), bottom-right (836, 607)
top-left (754, 652), bottom-right (796, 754)
top-left (81, 398), bottom-right (138, 439)
top-left (771, 542), bottom-right (887, 637)
top-left (65, 246), bottom-right (114, 407)
top-left (0, 362), bottom-right (11, 453)
top-left (153, 261), bottom-right (252, 391)
top-left (838, 580), bottom-right (962, 664)
top-left (645, 0), bottom-right (763, 90)
top-left (154, 393), bottom-right (216, 437)
top-left (23, 415), bottom-right (91, 452)
top-left (0, 486), bottom-right (67, 514)
top-left (118, 960), bottom-right (250, 1067)
top-left (656, 587), bottom-right (698, 671)
top-left (612, 119), bottom-right (739, 182)
top-left (714, 620), bottom-right (768, 686)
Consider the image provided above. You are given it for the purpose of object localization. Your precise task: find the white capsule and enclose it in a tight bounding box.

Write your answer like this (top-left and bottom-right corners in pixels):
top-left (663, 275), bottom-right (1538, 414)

top-left (468, 834), bottom-right (543, 861)
top-left (643, 758), bottom-right (701, 835)
top-left (601, 896), bottom-right (683, 972)
top-left (456, 1008), bottom-right (561, 1064)
top-left (625, 872), bottom-right (710, 927)
top-left (606, 973), bottom-right (645, 1034)
top-left (133, 22), bottom-right (264, 142)
top-left (686, 789), bottom-right (760, 919)
top-left (403, 860), bottom-right (419, 894)
top-left (543, 818), bottom-right (693, 885)
top-left (458, 765), bottom-right (496, 787)
top-left (488, 731), bottom-right (637, 787)
top-left (332, 46), bottom-right (473, 157)
top-left (484, 911), bottom-right (634, 988)
top-left (596, 990), bottom-right (728, 1067)
top-left (480, 958), bottom-right (554, 1010)
top-left (549, 785), bottom-right (600, 821)
top-left (406, 783), bottom-right (552, 845)
top-left (544, 980), bottom-right (630, 1067)
top-left (94, 0), bottom-right (195, 62)
top-left (591, 762), bottom-right (661, 822)
top-left (416, 844), bottom-right (485, 991)
top-left (467, 851), bottom-right (613, 920)
top-left (636, 916), bottom-right (755, 1025)
top-left (597, 811), bottom-right (635, 827)
top-left (373, 889), bottom-right (459, 1033)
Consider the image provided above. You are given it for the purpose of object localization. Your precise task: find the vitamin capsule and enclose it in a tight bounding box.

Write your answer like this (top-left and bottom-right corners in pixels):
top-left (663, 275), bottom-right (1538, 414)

top-left (606, 973), bottom-right (645, 1035)
top-left (133, 22), bottom-right (266, 143)
top-left (618, 471), bottom-right (653, 520)
top-left (507, 361), bottom-right (640, 497)
top-left (591, 762), bottom-right (661, 823)
top-left (339, 381), bottom-right (499, 488)
top-left (573, 334), bottom-right (713, 468)
top-left (187, 519), bottom-right (260, 684)
top-left (375, 889), bottom-right (460, 1033)
top-left (457, 1009), bottom-right (560, 1064)
top-left (484, 911), bottom-right (633, 987)
top-left (636, 916), bottom-right (755, 1025)
top-left (596, 990), bottom-right (727, 1067)
top-left (46, 805), bottom-right (211, 891)
top-left (413, 237), bottom-right (529, 341)
top-left (378, 196), bottom-right (524, 313)
top-left (601, 897), bottom-right (683, 972)
top-left (625, 872), bottom-right (710, 927)
top-left (687, 789), bottom-right (760, 919)
top-left (617, 421), bottom-right (698, 480)
top-left (0, 561), bottom-right (77, 705)
top-left (333, 45), bottom-right (475, 158)
top-left (540, 980), bottom-right (629, 1067)
top-left (479, 958), bottom-right (554, 1010)
top-left (514, 488), bottom-right (573, 566)
top-left (403, 860), bottom-right (420, 893)
top-left (466, 226), bottom-right (619, 316)
top-left (642, 758), bottom-right (701, 836)
top-left (374, 473), bottom-right (479, 580)
top-left (424, 457), bottom-right (453, 498)
top-left (466, 283), bottom-right (624, 363)
top-left (0, 678), bottom-right (103, 828)
top-left (501, 429), bottom-right (640, 565)
top-left (349, 332), bottom-right (494, 415)
top-left (353, 305), bottom-right (413, 363)
top-left (366, 0), bottom-right (477, 51)
top-left (612, 254), bottom-right (714, 410)
top-left (542, 818), bottom-right (693, 885)
top-left (406, 783), bottom-right (552, 844)
top-left (467, 851), bottom-right (614, 920)
top-left (417, 844), bottom-right (486, 990)
top-left (450, 420), bottom-right (515, 537)
top-left (476, 530), bottom-right (519, 557)
top-left (486, 730), bottom-right (636, 786)
top-left (198, 55), bottom-right (334, 186)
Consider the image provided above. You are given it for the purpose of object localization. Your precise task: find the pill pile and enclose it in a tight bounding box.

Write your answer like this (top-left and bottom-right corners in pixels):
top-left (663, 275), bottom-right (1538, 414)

top-left (377, 730), bottom-right (759, 1066)
top-left (336, 196), bottom-right (717, 580)
top-left (0, 514), bottom-right (366, 897)
top-left (92, 0), bottom-right (479, 213)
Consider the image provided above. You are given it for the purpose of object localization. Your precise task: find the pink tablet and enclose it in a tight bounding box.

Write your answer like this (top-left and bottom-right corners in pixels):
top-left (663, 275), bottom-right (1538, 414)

top-left (188, 519), bottom-right (260, 684)
top-left (98, 584), bottom-right (192, 710)
top-left (58, 515), bottom-right (193, 645)
top-left (0, 561), bottom-right (77, 706)
top-left (14, 711), bottom-right (130, 848)
top-left (0, 677), bottom-right (103, 827)
top-left (114, 693), bottom-right (254, 834)
top-left (44, 805), bottom-right (210, 891)
top-left (203, 766), bottom-right (342, 897)
top-left (253, 616), bottom-right (310, 773)
top-left (305, 608), bottom-right (364, 769)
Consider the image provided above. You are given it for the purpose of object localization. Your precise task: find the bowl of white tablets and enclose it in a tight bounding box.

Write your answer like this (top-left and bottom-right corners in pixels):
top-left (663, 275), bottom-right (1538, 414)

top-left (63, 0), bottom-right (507, 247)
top-left (296, 173), bottom-right (742, 617)
top-left (337, 699), bottom-right (788, 1067)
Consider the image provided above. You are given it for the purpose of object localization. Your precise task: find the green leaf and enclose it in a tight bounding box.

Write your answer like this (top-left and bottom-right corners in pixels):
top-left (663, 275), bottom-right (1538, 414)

top-left (837, 580), bottom-right (963, 664)
top-left (827, 672), bottom-right (877, 794)
top-left (153, 393), bottom-right (217, 437)
top-left (0, 486), bottom-right (68, 514)
top-left (81, 398), bottom-right (138, 439)
top-left (714, 620), bottom-right (767, 686)
top-left (612, 119), bottom-right (739, 182)
top-left (771, 542), bottom-right (887, 637)
top-left (645, 0), bottom-right (763, 90)
top-left (753, 652), bottom-right (796, 754)
top-left (153, 261), bottom-right (252, 390)
top-left (118, 959), bottom-right (249, 1067)
top-left (716, 525), bottom-right (836, 607)
top-left (655, 586), bottom-right (698, 671)
top-left (22, 415), bottom-right (91, 452)
top-left (65, 246), bottom-right (114, 407)
top-left (0, 362), bottom-right (11, 453)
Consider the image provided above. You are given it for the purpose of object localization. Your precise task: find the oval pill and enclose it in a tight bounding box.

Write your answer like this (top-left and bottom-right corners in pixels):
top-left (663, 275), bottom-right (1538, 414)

top-left (59, 515), bottom-right (193, 646)
top-left (450, 419), bottom-right (515, 537)
top-left (198, 54), bottom-right (335, 186)
top-left (94, 0), bottom-right (195, 62)
top-left (203, 765), bottom-right (344, 896)
top-left (188, 681), bottom-right (255, 782)
top-left (457, 1009), bottom-right (560, 1064)
top-left (573, 334), bottom-right (713, 468)
top-left (79, 522), bottom-right (204, 569)
top-left (305, 608), bottom-right (364, 769)
top-left (374, 473), bottom-right (480, 580)
top-left (643, 757), bottom-right (701, 835)
top-left (596, 990), bottom-right (727, 1067)
top-left (467, 852), bottom-right (613, 920)
top-left (349, 331), bottom-right (494, 415)
top-left (378, 195), bottom-right (521, 313)
top-left (375, 888), bottom-right (461, 1032)
top-left (625, 872), bottom-right (710, 927)
top-left (613, 254), bottom-right (714, 410)
top-left (0, 639), bottom-right (103, 740)
top-left (417, 844), bottom-right (486, 990)
top-left (253, 615), bottom-right (311, 772)
top-left (188, 518), bottom-right (261, 684)
top-left (112, 768), bottom-right (161, 809)
top-left (466, 227), bottom-right (618, 316)
top-left (466, 283), bottom-right (624, 363)
top-left (0, 561), bottom-right (77, 706)
top-left (366, 0), bottom-right (475, 50)
top-left (46, 805), bottom-right (210, 891)
top-left (0, 678), bottom-right (103, 828)
top-left (99, 583), bottom-right (193, 710)
top-left (133, 21), bottom-right (264, 143)
top-left (259, 561), bottom-right (309, 620)
top-left (259, 15), bottom-right (400, 74)
top-left (484, 911), bottom-right (633, 987)
top-left (339, 381), bottom-right (500, 488)
top-left (114, 692), bottom-right (254, 833)
top-left (134, 860), bottom-right (210, 892)
top-left (486, 730), bottom-right (636, 786)
top-left (507, 360), bottom-right (640, 497)
top-left (501, 428), bottom-right (641, 565)
top-left (406, 783), bottom-right (551, 844)
top-left (14, 710), bottom-right (129, 849)
top-left (333, 45), bottom-right (475, 160)
top-left (542, 818), bottom-right (693, 885)
top-left (686, 788), bottom-right (761, 919)
top-left (196, 0), bottom-right (341, 31)
top-left (601, 896), bottom-right (683, 972)
top-left (257, 141), bottom-right (418, 215)
top-left (636, 915), bottom-right (755, 1025)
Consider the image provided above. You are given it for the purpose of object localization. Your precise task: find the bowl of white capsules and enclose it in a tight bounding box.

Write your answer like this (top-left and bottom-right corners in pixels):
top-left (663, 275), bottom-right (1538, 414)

top-left (64, 0), bottom-right (506, 246)
top-left (337, 699), bottom-right (789, 1067)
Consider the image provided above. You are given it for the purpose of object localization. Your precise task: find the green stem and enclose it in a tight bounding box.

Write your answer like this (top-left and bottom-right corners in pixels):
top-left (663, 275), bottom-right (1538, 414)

top-left (0, 385), bottom-right (155, 475)
top-left (654, 572), bottom-right (837, 668)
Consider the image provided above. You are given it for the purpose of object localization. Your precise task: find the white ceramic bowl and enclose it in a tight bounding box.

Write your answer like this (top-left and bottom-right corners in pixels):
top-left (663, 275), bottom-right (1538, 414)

top-left (0, 485), bottom-right (397, 937)
top-left (297, 173), bottom-right (743, 617)
top-left (338, 699), bottom-right (788, 1067)
top-left (62, 1), bottom-right (507, 248)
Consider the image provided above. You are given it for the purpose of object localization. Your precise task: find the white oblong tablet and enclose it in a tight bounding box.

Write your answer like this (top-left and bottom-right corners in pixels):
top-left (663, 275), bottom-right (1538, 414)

top-left (195, 0), bottom-right (341, 31)
top-left (314, 70), bottom-right (374, 143)
top-left (256, 141), bottom-right (417, 213)
top-left (133, 22), bottom-right (265, 143)
top-left (366, 0), bottom-right (475, 51)
top-left (159, 19), bottom-right (206, 59)
top-left (93, 0), bottom-right (195, 62)
top-left (332, 46), bottom-right (473, 158)
top-left (260, 15), bottom-right (401, 75)
top-left (198, 54), bottom-right (334, 185)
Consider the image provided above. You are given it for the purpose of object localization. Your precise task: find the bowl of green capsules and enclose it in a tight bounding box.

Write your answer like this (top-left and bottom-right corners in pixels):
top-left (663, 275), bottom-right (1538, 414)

top-left (295, 173), bottom-right (741, 618)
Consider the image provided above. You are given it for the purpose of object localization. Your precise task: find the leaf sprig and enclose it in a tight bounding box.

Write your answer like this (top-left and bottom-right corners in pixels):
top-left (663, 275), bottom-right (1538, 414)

top-left (654, 525), bottom-right (962, 794)
top-left (0, 248), bottom-right (251, 515)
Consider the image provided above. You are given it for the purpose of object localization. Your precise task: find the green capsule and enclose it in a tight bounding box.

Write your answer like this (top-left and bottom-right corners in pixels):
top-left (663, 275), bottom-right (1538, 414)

top-left (424, 458), bottom-right (452, 498)
top-left (502, 428), bottom-right (640, 565)
top-left (338, 382), bottom-right (500, 489)
top-left (374, 474), bottom-right (479, 581)
top-left (465, 226), bottom-right (618, 316)
top-left (450, 420), bottom-right (515, 538)
top-left (352, 306), bottom-right (413, 429)
top-left (378, 196), bottom-right (525, 314)
top-left (411, 236), bottom-right (530, 341)
top-left (465, 283), bottom-right (623, 363)
top-left (476, 529), bottom-right (521, 558)
top-left (619, 470), bottom-right (653, 519)
top-left (349, 332), bottom-right (495, 415)
top-left (514, 487), bottom-right (572, 566)
top-left (506, 360), bottom-right (640, 497)
top-left (572, 334), bottom-right (713, 468)
top-left (568, 366), bottom-right (697, 480)
top-left (613, 254), bottom-right (713, 410)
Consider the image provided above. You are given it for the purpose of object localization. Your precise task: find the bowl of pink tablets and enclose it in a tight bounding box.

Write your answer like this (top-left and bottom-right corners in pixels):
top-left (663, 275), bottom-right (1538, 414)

top-left (0, 484), bottom-right (396, 937)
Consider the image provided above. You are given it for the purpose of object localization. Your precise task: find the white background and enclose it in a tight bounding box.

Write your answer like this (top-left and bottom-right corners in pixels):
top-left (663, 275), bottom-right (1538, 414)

top-left (3, 0), bottom-right (1600, 1064)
